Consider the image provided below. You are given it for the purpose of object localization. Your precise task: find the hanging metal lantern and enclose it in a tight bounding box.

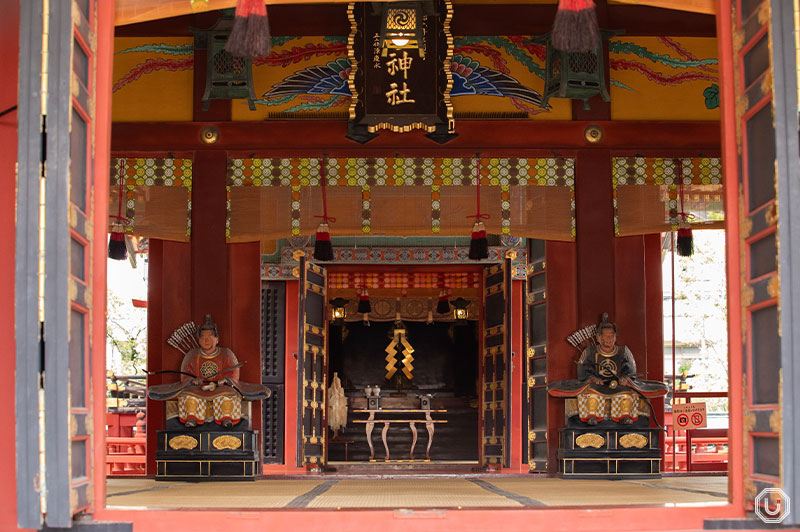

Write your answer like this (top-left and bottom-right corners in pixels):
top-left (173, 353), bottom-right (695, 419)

top-left (528, 30), bottom-right (622, 110)
top-left (192, 9), bottom-right (257, 111)
top-left (451, 297), bottom-right (470, 323)
top-left (329, 297), bottom-right (349, 324)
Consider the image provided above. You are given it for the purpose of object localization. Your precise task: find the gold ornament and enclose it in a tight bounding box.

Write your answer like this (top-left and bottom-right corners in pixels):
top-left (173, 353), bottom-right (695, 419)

top-left (619, 434), bottom-right (648, 449)
top-left (169, 435), bottom-right (199, 450)
top-left (576, 433), bottom-right (605, 448)
top-left (212, 435), bottom-right (243, 450)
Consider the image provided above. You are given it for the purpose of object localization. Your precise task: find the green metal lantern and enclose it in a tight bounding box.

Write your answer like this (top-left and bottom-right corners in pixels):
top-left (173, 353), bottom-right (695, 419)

top-left (528, 30), bottom-right (622, 110)
top-left (192, 10), bottom-right (257, 111)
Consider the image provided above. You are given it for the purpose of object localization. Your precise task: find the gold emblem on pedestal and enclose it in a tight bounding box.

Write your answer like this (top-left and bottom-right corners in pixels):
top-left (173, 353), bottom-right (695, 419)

top-left (212, 435), bottom-right (243, 450)
top-left (169, 435), bottom-right (199, 450)
top-left (619, 433), bottom-right (648, 449)
top-left (576, 433), bottom-right (604, 448)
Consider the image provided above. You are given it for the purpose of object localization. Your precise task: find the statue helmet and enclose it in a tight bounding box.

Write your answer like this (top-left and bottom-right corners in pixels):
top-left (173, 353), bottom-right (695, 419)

top-left (197, 314), bottom-right (218, 337)
top-left (596, 312), bottom-right (617, 334)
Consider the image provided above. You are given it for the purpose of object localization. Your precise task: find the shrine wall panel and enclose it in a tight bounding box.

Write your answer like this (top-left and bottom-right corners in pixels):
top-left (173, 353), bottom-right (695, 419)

top-left (112, 37), bottom-right (194, 122)
top-left (111, 35), bottom-right (719, 123)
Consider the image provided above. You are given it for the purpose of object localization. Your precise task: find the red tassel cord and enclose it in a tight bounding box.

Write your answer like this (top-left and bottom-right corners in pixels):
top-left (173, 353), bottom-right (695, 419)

top-left (226, 0), bottom-right (272, 58)
top-left (552, 0), bottom-right (600, 53)
top-left (675, 159), bottom-right (694, 257)
top-left (108, 161), bottom-right (128, 261)
top-left (468, 154), bottom-right (490, 260)
top-left (436, 286), bottom-right (451, 315)
top-left (313, 155), bottom-right (335, 261)
top-left (357, 286), bottom-right (372, 314)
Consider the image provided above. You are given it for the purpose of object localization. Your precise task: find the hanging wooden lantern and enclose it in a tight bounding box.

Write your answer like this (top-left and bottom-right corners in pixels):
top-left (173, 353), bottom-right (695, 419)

top-left (528, 30), bottom-right (621, 110)
top-left (192, 9), bottom-right (257, 111)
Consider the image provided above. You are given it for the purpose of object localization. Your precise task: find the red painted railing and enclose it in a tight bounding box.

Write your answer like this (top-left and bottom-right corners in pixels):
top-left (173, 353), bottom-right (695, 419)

top-left (106, 411), bottom-right (146, 476)
top-left (664, 392), bottom-right (728, 473)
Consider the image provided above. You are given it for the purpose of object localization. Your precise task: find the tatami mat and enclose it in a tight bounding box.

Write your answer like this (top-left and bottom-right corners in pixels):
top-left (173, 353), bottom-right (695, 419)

top-left (106, 478), bottom-right (326, 508)
top-left (105, 475), bottom-right (727, 509)
top-left (484, 477), bottom-right (727, 507)
top-left (306, 478), bottom-right (521, 508)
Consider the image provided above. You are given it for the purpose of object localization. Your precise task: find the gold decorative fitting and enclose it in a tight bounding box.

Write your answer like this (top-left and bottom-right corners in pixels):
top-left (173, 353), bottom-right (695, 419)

top-left (619, 434), bottom-right (648, 449)
top-left (742, 284), bottom-right (754, 308)
top-left (757, 0), bottom-right (770, 25)
top-left (169, 435), bottom-right (199, 450)
top-left (504, 249), bottom-right (518, 260)
top-left (743, 411), bottom-right (756, 432)
top-left (292, 249), bottom-right (306, 261)
top-left (760, 70), bottom-right (774, 99)
top-left (212, 435), bottom-right (242, 450)
top-left (767, 275), bottom-right (780, 299)
top-left (584, 125), bottom-right (603, 144)
top-left (528, 376), bottom-right (536, 387)
top-left (528, 431), bottom-right (536, 441)
top-left (732, 27), bottom-right (744, 54)
top-left (769, 409), bottom-right (781, 432)
top-left (200, 125), bottom-right (219, 144)
top-left (530, 462), bottom-right (537, 471)
top-left (765, 203), bottom-right (778, 227)
top-left (576, 433), bottom-right (605, 448)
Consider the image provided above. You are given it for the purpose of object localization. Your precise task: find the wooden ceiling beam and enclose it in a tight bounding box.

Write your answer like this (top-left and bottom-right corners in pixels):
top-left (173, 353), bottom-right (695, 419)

top-left (111, 120), bottom-right (721, 153)
top-left (115, 4), bottom-right (716, 37)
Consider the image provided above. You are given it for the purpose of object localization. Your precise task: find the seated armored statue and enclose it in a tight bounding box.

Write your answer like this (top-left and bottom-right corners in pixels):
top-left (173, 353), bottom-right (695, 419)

top-left (548, 314), bottom-right (668, 426)
top-left (148, 315), bottom-right (270, 429)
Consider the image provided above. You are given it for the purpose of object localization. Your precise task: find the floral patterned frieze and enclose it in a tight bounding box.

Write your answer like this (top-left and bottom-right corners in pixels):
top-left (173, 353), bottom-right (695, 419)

top-left (261, 245), bottom-right (528, 280)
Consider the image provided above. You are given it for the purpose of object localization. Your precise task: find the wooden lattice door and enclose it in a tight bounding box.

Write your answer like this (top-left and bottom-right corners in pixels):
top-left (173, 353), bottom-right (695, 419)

top-left (481, 255), bottom-right (512, 468)
top-left (297, 255), bottom-right (328, 467)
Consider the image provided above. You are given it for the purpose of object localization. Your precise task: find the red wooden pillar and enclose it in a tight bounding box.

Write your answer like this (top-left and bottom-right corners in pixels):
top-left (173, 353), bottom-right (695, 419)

top-left (576, 149), bottom-right (615, 324)
top-left (145, 240), bottom-right (191, 475)
top-left (191, 151), bottom-right (230, 337)
top-left (0, 0), bottom-right (19, 525)
top-left (229, 242), bottom-right (263, 436)
top-left (546, 241), bottom-right (577, 473)
top-left (644, 233), bottom-right (665, 426)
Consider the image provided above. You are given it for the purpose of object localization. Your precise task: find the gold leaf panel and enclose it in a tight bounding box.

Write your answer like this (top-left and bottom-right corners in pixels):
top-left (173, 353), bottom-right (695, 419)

top-left (169, 435), bottom-right (199, 450)
top-left (576, 433), bottom-right (605, 448)
top-left (619, 433), bottom-right (648, 449)
top-left (212, 435), bottom-right (243, 450)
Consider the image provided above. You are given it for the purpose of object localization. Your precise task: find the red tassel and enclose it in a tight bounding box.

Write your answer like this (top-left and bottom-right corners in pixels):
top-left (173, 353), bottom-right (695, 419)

top-left (676, 226), bottom-right (694, 257)
top-left (313, 222), bottom-right (334, 261)
top-left (313, 155), bottom-right (335, 261)
top-left (108, 223), bottom-right (128, 261)
top-left (469, 221), bottom-right (489, 260)
top-left (675, 159), bottom-right (694, 257)
top-left (436, 289), bottom-right (451, 314)
top-left (109, 162), bottom-right (128, 260)
top-left (226, 0), bottom-right (272, 58)
top-left (358, 287), bottom-right (372, 314)
top-left (467, 154), bottom-right (490, 260)
top-left (552, 0), bottom-right (600, 53)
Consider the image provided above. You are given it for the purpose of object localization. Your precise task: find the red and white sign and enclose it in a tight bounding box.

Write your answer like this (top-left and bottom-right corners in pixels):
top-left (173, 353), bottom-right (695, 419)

top-left (672, 402), bottom-right (707, 429)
